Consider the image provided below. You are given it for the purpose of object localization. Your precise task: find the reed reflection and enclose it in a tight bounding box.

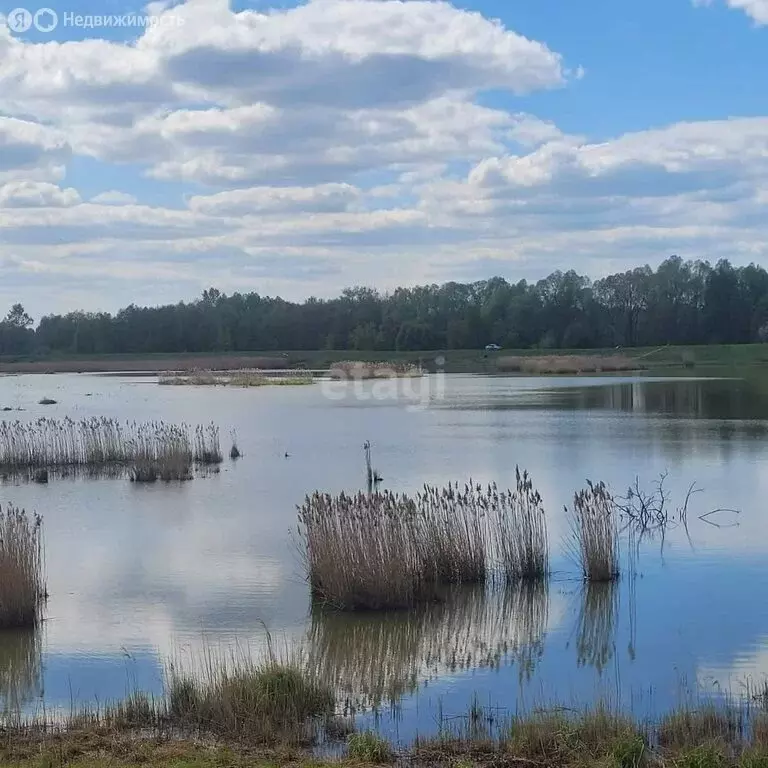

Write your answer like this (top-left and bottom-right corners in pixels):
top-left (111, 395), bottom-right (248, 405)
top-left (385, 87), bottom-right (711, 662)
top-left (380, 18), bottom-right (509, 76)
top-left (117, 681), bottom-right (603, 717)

top-left (574, 582), bottom-right (619, 673)
top-left (0, 628), bottom-right (42, 713)
top-left (308, 581), bottom-right (549, 709)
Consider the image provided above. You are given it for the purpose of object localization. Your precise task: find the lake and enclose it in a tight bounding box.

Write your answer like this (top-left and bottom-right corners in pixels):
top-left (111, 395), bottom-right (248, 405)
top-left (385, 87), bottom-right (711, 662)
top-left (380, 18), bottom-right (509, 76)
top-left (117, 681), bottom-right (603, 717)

top-left (1, 371), bottom-right (767, 743)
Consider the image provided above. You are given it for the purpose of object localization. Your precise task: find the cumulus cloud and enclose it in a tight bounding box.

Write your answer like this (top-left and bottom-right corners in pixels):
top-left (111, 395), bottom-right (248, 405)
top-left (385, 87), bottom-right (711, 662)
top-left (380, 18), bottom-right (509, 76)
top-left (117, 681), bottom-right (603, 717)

top-left (693, 0), bottom-right (768, 24)
top-left (90, 190), bottom-right (139, 205)
top-left (0, 181), bottom-right (80, 208)
top-left (0, 202), bottom-right (233, 245)
top-left (467, 118), bottom-right (768, 198)
top-left (151, 0), bottom-right (565, 106)
top-left (187, 183), bottom-right (360, 215)
top-left (0, 117), bottom-right (70, 183)
top-left (0, 0), bottom-right (767, 314)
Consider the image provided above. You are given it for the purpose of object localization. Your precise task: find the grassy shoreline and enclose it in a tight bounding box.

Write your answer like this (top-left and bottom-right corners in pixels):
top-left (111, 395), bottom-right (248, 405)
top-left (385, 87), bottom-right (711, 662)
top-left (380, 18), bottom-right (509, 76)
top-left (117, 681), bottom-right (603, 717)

top-left (5, 636), bottom-right (768, 767)
top-left (2, 343), bottom-right (768, 375)
top-left (5, 701), bottom-right (768, 767)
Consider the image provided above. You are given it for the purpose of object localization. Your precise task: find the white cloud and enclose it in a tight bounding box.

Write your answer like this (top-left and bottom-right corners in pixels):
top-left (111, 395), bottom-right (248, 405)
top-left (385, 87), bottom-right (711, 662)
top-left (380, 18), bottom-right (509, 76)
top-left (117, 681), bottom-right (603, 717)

top-left (146, 0), bottom-right (565, 105)
top-left (90, 190), bottom-right (139, 205)
top-left (1, 0), bottom-right (767, 312)
top-left (0, 181), bottom-right (80, 208)
top-left (693, 0), bottom-right (768, 24)
top-left (187, 183), bottom-right (360, 215)
top-left (0, 116), bottom-right (70, 183)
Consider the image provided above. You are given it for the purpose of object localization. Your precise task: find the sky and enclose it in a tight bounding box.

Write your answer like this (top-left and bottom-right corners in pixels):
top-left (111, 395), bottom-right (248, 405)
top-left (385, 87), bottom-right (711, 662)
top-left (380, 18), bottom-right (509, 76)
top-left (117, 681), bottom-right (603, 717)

top-left (0, 0), bottom-right (767, 317)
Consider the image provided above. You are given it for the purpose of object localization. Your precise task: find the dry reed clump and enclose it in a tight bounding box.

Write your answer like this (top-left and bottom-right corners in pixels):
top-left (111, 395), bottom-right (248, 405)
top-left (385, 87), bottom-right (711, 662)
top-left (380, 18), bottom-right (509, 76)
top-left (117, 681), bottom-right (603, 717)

top-left (497, 354), bottom-right (642, 375)
top-left (0, 417), bottom-right (222, 479)
top-left (494, 468), bottom-right (549, 581)
top-left (298, 490), bottom-right (436, 610)
top-left (416, 483), bottom-right (489, 584)
top-left (193, 423), bottom-right (222, 465)
top-left (130, 423), bottom-right (220, 482)
top-left (229, 430), bottom-right (241, 460)
top-left (0, 505), bottom-right (45, 629)
top-left (166, 644), bottom-right (335, 743)
top-left (327, 361), bottom-right (423, 380)
top-left (159, 370), bottom-right (313, 387)
top-left (128, 446), bottom-right (192, 483)
top-left (298, 473), bottom-right (550, 611)
top-left (567, 480), bottom-right (620, 582)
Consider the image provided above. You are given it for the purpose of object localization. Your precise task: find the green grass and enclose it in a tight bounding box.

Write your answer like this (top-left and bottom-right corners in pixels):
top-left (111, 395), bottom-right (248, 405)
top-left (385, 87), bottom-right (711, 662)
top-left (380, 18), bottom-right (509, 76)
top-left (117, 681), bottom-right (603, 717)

top-left (658, 707), bottom-right (742, 751)
top-left (347, 732), bottom-right (394, 763)
top-left (165, 650), bottom-right (335, 743)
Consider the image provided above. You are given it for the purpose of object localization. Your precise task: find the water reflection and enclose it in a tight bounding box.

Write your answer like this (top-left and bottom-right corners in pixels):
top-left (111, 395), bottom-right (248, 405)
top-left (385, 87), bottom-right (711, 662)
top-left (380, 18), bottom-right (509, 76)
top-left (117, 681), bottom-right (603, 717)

top-left (4, 372), bottom-right (768, 726)
top-left (0, 628), bottom-right (41, 712)
top-left (526, 378), bottom-right (768, 421)
top-left (308, 582), bottom-right (549, 709)
top-left (574, 583), bottom-right (619, 673)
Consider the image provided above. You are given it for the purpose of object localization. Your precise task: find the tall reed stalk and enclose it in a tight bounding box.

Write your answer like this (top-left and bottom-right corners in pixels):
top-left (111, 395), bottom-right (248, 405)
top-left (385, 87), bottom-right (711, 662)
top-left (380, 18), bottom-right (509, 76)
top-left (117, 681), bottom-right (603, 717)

top-left (494, 468), bottom-right (549, 581)
top-left (567, 481), bottom-right (620, 582)
top-left (0, 505), bottom-right (45, 629)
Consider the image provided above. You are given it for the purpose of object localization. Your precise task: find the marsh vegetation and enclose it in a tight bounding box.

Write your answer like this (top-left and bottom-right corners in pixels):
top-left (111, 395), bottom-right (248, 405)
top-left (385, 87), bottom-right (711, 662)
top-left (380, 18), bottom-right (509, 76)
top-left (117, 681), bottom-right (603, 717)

top-left (159, 370), bottom-right (314, 387)
top-left (568, 480), bottom-right (621, 582)
top-left (0, 418), bottom-right (222, 481)
top-left (497, 354), bottom-right (643, 375)
top-left (299, 466), bottom-right (646, 609)
top-left (0, 505), bottom-right (45, 629)
top-left (327, 361), bottom-right (423, 380)
top-left (5, 685), bottom-right (768, 768)
top-left (165, 644), bottom-right (335, 743)
top-left (298, 472), bottom-right (552, 610)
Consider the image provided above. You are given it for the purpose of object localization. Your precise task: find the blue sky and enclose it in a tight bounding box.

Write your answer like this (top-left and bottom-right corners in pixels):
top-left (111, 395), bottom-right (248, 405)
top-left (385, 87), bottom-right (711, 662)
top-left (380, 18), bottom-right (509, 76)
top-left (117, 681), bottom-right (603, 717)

top-left (0, 0), bottom-right (767, 315)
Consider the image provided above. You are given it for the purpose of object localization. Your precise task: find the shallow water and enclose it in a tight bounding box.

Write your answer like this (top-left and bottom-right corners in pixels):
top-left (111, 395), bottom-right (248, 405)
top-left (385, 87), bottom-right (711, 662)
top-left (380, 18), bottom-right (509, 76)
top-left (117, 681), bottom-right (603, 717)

top-left (1, 371), bottom-right (768, 740)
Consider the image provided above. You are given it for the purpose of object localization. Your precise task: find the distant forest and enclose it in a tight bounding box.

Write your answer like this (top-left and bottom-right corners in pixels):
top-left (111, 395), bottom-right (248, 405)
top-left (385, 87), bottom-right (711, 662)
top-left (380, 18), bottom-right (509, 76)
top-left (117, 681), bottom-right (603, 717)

top-left (3, 256), bottom-right (768, 356)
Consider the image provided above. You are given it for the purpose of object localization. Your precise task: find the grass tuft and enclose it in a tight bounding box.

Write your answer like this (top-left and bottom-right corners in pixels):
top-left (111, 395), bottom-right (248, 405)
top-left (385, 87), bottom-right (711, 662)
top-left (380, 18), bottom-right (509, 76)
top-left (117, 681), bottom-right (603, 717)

top-left (166, 645), bottom-right (335, 743)
top-left (672, 745), bottom-right (727, 768)
top-left (347, 732), bottom-right (395, 763)
top-left (507, 707), bottom-right (642, 761)
top-left (658, 707), bottom-right (741, 751)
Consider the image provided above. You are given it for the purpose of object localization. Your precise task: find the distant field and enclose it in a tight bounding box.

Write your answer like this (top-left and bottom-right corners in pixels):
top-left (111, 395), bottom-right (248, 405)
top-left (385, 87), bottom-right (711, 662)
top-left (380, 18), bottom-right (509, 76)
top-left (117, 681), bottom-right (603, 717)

top-left (1, 343), bottom-right (768, 374)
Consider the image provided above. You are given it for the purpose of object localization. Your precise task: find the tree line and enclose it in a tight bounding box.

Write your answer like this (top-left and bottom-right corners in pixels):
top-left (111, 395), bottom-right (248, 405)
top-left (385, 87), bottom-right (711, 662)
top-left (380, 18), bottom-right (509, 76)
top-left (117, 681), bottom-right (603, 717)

top-left (3, 257), bottom-right (768, 356)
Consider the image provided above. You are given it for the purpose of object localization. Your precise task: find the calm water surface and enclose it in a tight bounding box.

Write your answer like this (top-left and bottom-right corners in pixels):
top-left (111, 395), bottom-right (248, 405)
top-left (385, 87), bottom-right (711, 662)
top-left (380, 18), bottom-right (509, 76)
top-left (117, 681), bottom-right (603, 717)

top-left (1, 372), bottom-right (767, 740)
